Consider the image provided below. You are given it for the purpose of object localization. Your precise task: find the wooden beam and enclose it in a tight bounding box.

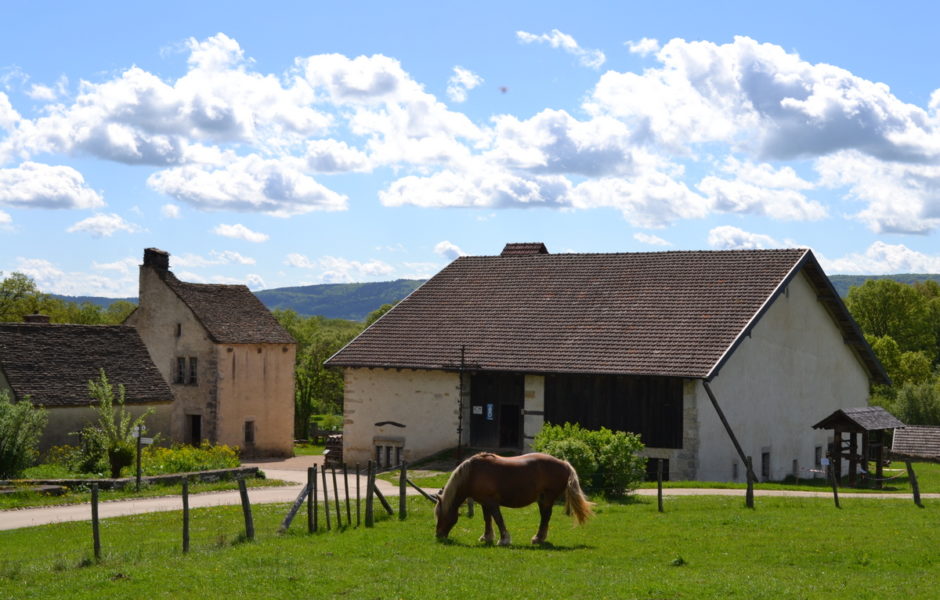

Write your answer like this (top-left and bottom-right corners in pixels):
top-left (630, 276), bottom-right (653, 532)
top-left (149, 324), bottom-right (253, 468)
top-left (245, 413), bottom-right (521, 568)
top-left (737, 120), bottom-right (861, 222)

top-left (702, 381), bottom-right (757, 483)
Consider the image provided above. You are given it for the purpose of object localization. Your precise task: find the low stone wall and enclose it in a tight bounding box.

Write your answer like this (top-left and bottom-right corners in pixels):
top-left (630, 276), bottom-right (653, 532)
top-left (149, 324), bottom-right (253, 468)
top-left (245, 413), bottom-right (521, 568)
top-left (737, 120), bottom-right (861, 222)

top-left (5, 466), bottom-right (261, 490)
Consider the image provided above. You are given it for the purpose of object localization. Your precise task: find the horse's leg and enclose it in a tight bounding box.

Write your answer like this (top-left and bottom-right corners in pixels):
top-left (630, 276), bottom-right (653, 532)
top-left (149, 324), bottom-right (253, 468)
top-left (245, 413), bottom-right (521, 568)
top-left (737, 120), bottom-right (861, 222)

top-left (479, 505), bottom-right (495, 544)
top-left (491, 506), bottom-right (511, 546)
top-left (532, 495), bottom-right (553, 544)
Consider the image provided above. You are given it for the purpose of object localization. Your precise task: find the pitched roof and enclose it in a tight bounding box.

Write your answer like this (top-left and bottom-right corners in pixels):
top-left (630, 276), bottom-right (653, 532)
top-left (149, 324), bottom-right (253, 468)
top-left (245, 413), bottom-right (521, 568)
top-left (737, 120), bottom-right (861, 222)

top-left (162, 272), bottom-right (295, 345)
top-left (0, 324), bottom-right (172, 407)
top-left (326, 246), bottom-right (888, 384)
top-left (891, 426), bottom-right (940, 462)
top-left (812, 406), bottom-right (905, 432)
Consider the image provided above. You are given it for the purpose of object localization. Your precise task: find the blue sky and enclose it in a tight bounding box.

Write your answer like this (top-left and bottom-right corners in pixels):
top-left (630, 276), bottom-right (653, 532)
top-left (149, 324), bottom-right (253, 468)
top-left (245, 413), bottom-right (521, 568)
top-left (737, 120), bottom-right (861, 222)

top-left (2, 1), bottom-right (940, 297)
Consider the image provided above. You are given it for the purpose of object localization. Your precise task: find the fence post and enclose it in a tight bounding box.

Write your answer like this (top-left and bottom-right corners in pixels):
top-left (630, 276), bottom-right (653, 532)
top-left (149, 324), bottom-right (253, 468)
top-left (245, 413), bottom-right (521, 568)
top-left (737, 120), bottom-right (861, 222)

top-left (657, 458), bottom-right (664, 513)
top-left (332, 466), bottom-right (342, 527)
top-left (356, 463), bottom-right (361, 527)
top-left (280, 483), bottom-right (312, 532)
top-left (365, 460), bottom-right (375, 528)
top-left (238, 479), bottom-right (255, 541)
top-left (91, 483), bottom-right (101, 560)
top-left (399, 460), bottom-right (408, 520)
top-left (827, 461), bottom-right (841, 509)
top-left (308, 466), bottom-right (316, 533)
top-left (135, 425), bottom-right (143, 493)
top-left (344, 464), bottom-right (351, 525)
top-left (321, 463), bottom-right (331, 531)
top-left (906, 461), bottom-right (923, 508)
top-left (745, 456), bottom-right (754, 509)
top-left (182, 478), bottom-right (190, 553)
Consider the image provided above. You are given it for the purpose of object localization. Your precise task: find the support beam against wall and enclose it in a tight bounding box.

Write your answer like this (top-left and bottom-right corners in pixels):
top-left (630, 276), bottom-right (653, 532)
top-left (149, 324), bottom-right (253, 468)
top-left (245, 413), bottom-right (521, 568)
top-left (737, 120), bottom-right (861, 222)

top-left (702, 380), bottom-right (758, 483)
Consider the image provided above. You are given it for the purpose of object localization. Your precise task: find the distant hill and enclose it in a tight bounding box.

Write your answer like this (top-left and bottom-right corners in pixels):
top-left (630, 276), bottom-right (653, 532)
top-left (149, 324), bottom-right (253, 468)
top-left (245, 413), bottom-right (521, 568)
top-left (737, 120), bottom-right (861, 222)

top-left (254, 279), bottom-right (425, 320)
top-left (51, 295), bottom-right (137, 308)
top-left (828, 274), bottom-right (940, 297)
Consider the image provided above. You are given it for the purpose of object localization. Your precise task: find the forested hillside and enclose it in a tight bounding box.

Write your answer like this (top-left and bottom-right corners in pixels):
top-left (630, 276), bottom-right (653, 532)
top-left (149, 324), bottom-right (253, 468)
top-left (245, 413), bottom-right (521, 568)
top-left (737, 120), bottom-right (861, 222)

top-left (829, 274), bottom-right (940, 297)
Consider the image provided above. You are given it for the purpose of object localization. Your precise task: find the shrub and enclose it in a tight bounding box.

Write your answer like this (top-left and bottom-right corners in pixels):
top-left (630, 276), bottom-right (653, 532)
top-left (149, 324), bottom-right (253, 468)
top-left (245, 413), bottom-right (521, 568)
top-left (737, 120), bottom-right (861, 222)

top-left (533, 422), bottom-right (646, 498)
top-left (0, 391), bottom-right (47, 478)
top-left (79, 370), bottom-right (153, 478)
top-left (141, 442), bottom-right (240, 475)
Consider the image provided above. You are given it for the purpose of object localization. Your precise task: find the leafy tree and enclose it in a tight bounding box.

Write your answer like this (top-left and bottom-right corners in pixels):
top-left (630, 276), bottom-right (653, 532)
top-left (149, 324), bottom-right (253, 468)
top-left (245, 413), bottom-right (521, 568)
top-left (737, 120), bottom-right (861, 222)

top-left (79, 370), bottom-right (153, 478)
top-left (846, 279), bottom-right (935, 360)
top-left (0, 390), bottom-right (47, 478)
top-left (892, 379), bottom-right (940, 426)
top-left (0, 272), bottom-right (137, 325)
top-left (365, 302), bottom-right (397, 326)
top-left (867, 335), bottom-right (933, 386)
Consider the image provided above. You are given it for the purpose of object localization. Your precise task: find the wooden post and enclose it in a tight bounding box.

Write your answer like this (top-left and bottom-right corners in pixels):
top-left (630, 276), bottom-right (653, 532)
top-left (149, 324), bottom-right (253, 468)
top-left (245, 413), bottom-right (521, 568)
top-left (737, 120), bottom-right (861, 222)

top-left (321, 462), bottom-right (331, 531)
top-left (702, 381), bottom-right (758, 483)
top-left (399, 460), bottom-right (408, 520)
top-left (833, 431), bottom-right (843, 486)
top-left (279, 484), bottom-right (312, 532)
top-left (848, 432), bottom-right (858, 488)
top-left (238, 479), bottom-right (255, 541)
top-left (355, 463), bottom-right (361, 527)
top-left (331, 466), bottom-right (342, 527)
top-left (365, 460), bottom-right (375, 528)
top-left (374, 479), bottom-right (394, 515)
top-left (91, 483), bottom-right (101, 560)
top-left (182, 478), bottom-right (190, 554)
top-left (906, 461), bottom-right (923, 508)
top-left (307, 466), bottom-right (316, 533)
top-left (406, 478), bottom-right (438, 503)
top-left (745, 456), bottom-right (754, 509)
top-left (657, 458), bottom-right (664, 513)
top-left (135, 424), bottom-right (143, 493)
top-left (827, 461), bottom-right (841, 509)
top-left (344, 464), bottom-right (351, 525)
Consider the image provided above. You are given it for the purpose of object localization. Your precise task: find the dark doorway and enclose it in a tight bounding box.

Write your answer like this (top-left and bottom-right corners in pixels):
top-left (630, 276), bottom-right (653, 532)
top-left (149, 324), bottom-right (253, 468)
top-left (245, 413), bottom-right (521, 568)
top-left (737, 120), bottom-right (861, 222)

top-left (470, 372), bottom-right (524, 449)
top-left (187, 414), bottom-right (202, 445)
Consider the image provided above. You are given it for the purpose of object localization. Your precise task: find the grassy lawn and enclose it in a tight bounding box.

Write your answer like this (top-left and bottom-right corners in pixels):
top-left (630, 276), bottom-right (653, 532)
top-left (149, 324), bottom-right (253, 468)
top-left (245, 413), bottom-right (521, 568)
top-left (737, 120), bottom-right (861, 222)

top-left (0, 478), bottom-right (290, 511)
top-left (292, 442), bottom-right (325, 457)
top-left (0, 494), bottom-right (937, 599)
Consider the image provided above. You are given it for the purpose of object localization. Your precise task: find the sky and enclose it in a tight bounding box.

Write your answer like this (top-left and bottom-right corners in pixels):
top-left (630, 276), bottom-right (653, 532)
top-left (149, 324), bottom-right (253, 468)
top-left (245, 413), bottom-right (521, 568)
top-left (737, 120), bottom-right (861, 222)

top-left (2, 1), bottom-right (940, 297)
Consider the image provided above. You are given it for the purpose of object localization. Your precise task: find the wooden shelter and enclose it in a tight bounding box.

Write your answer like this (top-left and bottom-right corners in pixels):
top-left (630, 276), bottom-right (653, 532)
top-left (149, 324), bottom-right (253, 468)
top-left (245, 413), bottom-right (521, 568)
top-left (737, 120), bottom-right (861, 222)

top-left (890, 426), bottom-right (940, 464)
top-left (812, 407), bottom-right (904, 487)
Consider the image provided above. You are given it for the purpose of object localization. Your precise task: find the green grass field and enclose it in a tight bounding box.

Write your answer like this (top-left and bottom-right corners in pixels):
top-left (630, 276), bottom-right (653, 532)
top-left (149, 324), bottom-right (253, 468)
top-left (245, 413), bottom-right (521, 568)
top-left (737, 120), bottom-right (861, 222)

top-left (1, 492), bottom-right (937, 599)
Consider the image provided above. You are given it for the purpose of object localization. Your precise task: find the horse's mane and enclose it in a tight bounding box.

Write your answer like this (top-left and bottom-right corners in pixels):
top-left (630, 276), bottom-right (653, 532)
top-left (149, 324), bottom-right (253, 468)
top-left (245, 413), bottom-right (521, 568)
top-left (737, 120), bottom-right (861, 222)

top-left (439, 453), bottom-right (493, 514)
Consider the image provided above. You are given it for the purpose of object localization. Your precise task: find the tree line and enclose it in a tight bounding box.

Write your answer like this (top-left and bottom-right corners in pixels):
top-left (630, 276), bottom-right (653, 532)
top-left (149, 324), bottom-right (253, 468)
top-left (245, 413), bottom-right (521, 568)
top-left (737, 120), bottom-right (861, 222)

top-left (0, 272), bottom-right (135, 325)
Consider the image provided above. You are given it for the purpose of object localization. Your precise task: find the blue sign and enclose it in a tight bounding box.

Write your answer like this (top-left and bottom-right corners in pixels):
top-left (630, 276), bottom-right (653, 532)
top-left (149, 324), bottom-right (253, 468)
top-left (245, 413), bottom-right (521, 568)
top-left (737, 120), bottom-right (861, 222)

top-left (486, 403), bottom-right (494, 421)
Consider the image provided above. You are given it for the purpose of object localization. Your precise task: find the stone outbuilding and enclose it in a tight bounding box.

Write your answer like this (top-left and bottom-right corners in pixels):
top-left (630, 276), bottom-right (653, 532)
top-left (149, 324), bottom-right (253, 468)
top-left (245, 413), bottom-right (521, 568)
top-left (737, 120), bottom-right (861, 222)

top-left (125, 248), bottom-right (296, 457)
top-left (0, 320), bottom-right (173, 450)
top-left (326, 243), bottom-right (888, 482)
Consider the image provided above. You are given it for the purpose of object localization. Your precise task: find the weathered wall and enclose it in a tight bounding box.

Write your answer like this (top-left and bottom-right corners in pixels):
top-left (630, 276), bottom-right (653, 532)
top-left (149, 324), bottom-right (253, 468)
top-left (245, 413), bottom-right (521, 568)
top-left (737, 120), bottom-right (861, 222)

top-left (37, 403), bottom-right (173, 452)
top-left (522, 375), bottom-right (544, 452)
top-left (215, 343), bottom-right (295, 456)
top-left (342, 368), bottom-right (460, 465)
top-left (695, 270), bottom-right (871, 482)
top-left (125, 266), bottom-right (218, 444)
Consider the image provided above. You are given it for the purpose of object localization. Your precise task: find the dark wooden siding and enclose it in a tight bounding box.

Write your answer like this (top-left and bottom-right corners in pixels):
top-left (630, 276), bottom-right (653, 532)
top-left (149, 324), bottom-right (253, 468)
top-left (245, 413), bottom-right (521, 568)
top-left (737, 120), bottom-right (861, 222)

top-left (544, 374), bottom-right (684, 449)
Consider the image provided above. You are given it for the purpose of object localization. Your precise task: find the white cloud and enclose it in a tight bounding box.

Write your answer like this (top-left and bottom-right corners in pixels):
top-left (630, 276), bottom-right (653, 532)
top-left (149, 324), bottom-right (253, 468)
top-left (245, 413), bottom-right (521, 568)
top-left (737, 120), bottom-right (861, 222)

top-left (633, 232), bottom-right (671, 246)
top-left (819, 241), bottom-right (940, 274)
top-left (172, 250), bottom-right (255, 268)
top-left (399, 262), bottom-right (441, 279)
top-left (434, 240), bottom-right (465, 260)
top-left (66, 213), bottom-right (141, 237)
top-left (161, 203), bottom-right (181, 219)
top-left (147, 154), bottom-right (348, 216)
top-left (0, 162), bottom-right (104, 209)
top-left (26, 84), bottom-right (56, 101)
top-left (0, 210), bottom-right (10, 226)
top-left (517, 29), bottom-right (606, 69)
top-left (92, 257), bottom-right (139, 274)
top-left (304, 139), bottom-right (370, 173)
top-left (0, 91), bottom-right (20, 132)
top-left (570, 172), bottom-right (710, 228)
top-left (697, 158), bottom-right (825, 221)
top-left (381, 167), bottom-right (573, 209)
top-left (213, 223), bottom-right (269, 243)
top-left (245, 273), bottom-right (266, 290)
top-left (284, 252), bottom-right (394, 282)
top-left (706, 225), bottom-right (782, 249)
top-left (626, 38), bottom-right (660, 56)
top-left (12, 257), bottom-right (136, 296)
top-left (447, 66), bottom-right (483, 103)
top-left (284, 252), bottom-right (316, 269)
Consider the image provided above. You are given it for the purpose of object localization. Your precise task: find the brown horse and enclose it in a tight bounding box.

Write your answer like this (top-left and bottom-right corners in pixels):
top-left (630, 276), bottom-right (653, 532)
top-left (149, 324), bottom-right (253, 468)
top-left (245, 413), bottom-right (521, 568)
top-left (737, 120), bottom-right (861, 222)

top-left (434, 452), bottom-right (594, 546)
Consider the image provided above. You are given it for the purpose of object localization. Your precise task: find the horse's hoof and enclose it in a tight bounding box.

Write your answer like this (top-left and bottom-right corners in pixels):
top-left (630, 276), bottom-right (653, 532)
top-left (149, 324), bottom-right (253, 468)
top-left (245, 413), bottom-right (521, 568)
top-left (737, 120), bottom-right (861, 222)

top-left (531, 536), bottom-right (546, 544)
top-left (479, 535), bottom-right (494, 544)
top-left (497, 536), bottom-right (511, 547)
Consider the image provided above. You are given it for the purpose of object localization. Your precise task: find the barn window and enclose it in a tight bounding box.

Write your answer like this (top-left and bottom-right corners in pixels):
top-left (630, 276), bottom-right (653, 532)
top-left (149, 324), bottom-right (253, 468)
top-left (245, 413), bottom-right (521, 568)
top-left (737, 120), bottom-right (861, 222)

top-left (188, 357), bottom-right (198, 385)
top-left (814, 446), bottom-right (822, 470)
top-left (244, 421), bottom-right (255, 445)
top-left (761, 451), bottom-right (771, 481)
top-left (544, 374), bottom-right (683, 448)
top-left (175, 357), bottom-right (186, 384)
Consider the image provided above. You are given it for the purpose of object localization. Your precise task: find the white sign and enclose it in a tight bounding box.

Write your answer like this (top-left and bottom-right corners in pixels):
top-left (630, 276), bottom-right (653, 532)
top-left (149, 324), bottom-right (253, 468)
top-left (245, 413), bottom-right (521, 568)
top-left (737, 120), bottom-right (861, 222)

top-left (140, 437), bottom-right (154, 445)
top-left (472, 405), bottom-right (483, 415)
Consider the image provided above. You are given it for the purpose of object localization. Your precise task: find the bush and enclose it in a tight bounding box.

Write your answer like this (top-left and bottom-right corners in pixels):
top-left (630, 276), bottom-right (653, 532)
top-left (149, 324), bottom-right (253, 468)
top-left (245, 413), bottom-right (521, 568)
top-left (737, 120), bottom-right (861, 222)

top-left (533, 422), bottom-right (646, 498)
top-left (141, 442), bottom-right (240, 476)
top-left (79, 370), bottom-right (153, 478)
top-left (0, 391), bottom-right (47, 478)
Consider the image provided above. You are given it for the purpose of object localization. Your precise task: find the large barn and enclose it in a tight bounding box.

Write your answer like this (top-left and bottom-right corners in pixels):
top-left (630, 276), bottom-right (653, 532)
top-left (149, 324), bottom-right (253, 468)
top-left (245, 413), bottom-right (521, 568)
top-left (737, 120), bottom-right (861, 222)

top-left (326, 243), bottom-right (888, 482)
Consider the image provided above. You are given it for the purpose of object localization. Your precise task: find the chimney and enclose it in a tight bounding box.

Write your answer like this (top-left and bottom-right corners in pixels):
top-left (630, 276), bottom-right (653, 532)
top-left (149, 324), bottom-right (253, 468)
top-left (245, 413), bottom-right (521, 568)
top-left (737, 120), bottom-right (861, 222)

top-left (500, 242), bottom-right (549, 257)
top-left (23, 313), bottom-right (51, 324)
top-left (143, 248), bottom-right (170, 271)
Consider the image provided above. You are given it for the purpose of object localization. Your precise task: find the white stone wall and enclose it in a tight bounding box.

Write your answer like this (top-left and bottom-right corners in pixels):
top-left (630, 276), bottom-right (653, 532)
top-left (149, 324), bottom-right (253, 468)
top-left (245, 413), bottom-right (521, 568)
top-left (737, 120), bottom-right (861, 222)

top-left (694, 270), bottom-right (871, 482)
top-left (342, 368), bottom-right (460, 465)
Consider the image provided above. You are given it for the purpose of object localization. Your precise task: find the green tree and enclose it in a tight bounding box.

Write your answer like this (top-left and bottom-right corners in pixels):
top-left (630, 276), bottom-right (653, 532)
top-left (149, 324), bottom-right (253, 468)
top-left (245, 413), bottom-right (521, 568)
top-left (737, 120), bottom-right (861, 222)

top-left (0, 390), bottom-right (47, 478)
top-left (365, 302), bottom-right (397, 326)
top-left (892, 379), bottom-right (940, 426)
top-left (80, 370), bottom-right (153, 478)
top-left (0, 272), bottom-right (58, 322)
top-left (847, 279), bottom-right (935, 359)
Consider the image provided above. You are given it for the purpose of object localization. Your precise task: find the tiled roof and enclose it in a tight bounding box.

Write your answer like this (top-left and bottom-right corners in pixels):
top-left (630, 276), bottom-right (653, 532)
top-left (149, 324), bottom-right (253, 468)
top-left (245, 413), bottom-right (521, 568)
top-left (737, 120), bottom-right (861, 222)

top-left (163, 273), bottom-right (295, 345)
top-left (891, 426), bottom-right (940, 461)
top-left (0, 324), bottom-right (172, 407)
top-left (327, 247), bottom-right (888, 383)
top-left (812, 406), bottom-right (905, 432)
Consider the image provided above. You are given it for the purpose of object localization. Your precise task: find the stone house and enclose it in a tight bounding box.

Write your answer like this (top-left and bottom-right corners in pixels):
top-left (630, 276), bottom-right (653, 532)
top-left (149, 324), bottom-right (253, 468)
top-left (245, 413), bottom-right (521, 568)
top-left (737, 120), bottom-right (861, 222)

top-left (325, 243), bottom-right (888, 482)
top-left (0, 318), bottom-right (173, 450)
top-left (125, 248), bottom-right (296, 457)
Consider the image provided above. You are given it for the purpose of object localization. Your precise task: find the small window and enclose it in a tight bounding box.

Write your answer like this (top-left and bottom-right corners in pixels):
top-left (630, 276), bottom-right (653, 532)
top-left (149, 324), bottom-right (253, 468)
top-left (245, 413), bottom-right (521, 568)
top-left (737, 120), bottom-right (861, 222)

top-left (814, 446), bottom-right (823, 469)
top-left (732, 461), bottom-right (739, 481)
top-left (188, 357), bottom-right (198, 385)
top-left (244, 421), bottom-right (255, 445)
top-left (175, 323), bottom-right (182, 337)
top-left (761, 451), bottom-right (771, 481)
top-left (175, 357), bottom-right (186, 384)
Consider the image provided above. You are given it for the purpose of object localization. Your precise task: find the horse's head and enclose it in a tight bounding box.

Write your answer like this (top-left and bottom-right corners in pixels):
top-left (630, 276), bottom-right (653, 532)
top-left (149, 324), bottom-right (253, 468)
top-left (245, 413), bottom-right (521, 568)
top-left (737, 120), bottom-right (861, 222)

top-left (434, 490), bottom-right (458, 539)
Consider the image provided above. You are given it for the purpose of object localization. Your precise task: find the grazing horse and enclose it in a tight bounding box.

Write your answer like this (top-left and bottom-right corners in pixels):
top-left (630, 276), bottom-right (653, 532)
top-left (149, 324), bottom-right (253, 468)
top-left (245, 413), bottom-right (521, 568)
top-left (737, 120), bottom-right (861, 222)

top-left (434, 452), bottom-right (594, 546)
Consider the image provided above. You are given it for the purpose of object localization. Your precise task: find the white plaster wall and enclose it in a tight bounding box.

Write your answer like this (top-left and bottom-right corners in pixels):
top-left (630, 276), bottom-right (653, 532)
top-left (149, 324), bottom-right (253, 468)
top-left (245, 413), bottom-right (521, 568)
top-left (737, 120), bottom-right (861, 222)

top-left (215, 344), bottom-right (295, 456)
top-left (695, 270), bottom-right (871, 482)
top-left (342, 368), bottom-right (460, 465)
top-left (523, 375), bottom-right (545, 452)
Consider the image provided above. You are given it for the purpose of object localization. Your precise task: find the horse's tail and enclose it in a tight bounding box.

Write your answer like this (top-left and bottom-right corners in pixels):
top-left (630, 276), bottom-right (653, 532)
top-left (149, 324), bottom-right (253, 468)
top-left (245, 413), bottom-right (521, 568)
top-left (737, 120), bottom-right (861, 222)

top-left (563, 461), bottom-right (595, 526)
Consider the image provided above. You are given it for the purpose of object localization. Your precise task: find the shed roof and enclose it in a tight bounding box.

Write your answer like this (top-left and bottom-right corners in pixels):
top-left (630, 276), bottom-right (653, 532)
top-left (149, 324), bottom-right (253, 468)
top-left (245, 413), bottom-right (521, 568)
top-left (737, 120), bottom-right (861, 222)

top-left (162, 272), bottom-right (295, 345)
top-left (812, 406), bottom-right (905, 432)
top-left (327, 245), bottom-right (887, 383)
top-left (0, 323), bottom-right (172, 407)
top-left (890, 426), bottom-right (940, 462)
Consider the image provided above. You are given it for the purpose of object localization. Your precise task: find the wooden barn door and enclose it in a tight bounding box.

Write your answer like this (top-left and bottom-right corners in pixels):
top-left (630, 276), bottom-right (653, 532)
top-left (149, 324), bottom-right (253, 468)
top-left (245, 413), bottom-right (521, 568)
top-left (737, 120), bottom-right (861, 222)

top-left (470, 373), bottom-right (524, 449)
